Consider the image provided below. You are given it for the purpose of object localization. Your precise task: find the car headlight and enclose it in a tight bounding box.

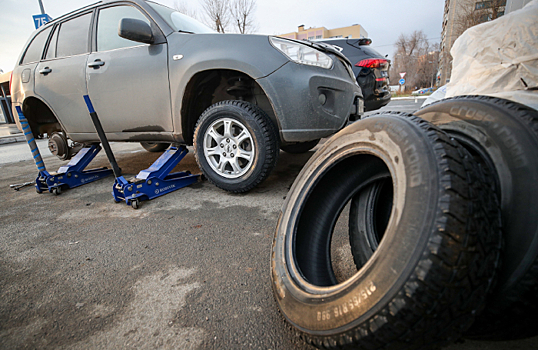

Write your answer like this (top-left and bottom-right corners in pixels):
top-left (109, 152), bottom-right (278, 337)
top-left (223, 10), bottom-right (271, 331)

top-left (270, 37), bottom-right (333, 69)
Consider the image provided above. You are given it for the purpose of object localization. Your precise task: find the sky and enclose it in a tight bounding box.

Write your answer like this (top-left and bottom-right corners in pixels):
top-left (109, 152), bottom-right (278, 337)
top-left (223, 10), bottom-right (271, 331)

top-left (0, 0), bottom-right (445, 73)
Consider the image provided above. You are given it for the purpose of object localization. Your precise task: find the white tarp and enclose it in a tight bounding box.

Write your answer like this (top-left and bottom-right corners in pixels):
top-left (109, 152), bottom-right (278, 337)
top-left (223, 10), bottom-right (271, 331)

top-left (445, 0), bottom-right (538, 110)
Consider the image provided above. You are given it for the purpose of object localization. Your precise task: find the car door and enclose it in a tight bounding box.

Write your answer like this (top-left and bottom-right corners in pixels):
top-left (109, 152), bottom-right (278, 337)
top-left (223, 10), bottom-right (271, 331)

top-left (35, 12), bottom-right (95, 134)
top-left (85, 4), bottom-right (172, 137)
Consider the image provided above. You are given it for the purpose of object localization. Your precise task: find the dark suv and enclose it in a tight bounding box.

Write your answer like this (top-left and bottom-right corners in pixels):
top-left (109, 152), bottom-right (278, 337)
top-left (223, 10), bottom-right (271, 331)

top-left (11, 0), bottom-right (362, 192)
top-left (318, 38), bottom-right (390, 111)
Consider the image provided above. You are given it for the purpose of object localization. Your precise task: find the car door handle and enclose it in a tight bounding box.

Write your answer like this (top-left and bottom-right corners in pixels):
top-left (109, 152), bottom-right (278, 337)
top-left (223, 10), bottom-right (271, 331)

top-left (88, 60), bottom-right (105, 68)
top-left (39, 67), bottom-right (52, 75)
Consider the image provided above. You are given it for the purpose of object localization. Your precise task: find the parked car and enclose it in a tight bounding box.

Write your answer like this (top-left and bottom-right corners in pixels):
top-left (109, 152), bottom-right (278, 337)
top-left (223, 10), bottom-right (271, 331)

top-left (10, 0), bottom-right (362, 193)
top-left (411, 87), bottom-right (433, 95)
top-left (317, 38), bottom-right (391, 111)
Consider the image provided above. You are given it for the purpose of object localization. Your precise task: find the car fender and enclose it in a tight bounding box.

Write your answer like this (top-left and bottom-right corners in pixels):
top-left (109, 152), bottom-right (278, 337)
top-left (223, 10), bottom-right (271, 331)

top-left (167, 33), bottom-right (288, 133)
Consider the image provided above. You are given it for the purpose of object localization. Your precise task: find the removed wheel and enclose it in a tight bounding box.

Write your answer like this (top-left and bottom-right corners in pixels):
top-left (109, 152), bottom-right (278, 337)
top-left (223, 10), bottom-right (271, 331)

top-left (416, 95), bottom-right (538, 340)
top-left (280, 139), bottom-right (320, 154)
top-left (194, 100), bottom-right (279, 193)
top-left (271, 112), bottom-right (501, 349)
top-left (140, 142), bottom-right (170, 152)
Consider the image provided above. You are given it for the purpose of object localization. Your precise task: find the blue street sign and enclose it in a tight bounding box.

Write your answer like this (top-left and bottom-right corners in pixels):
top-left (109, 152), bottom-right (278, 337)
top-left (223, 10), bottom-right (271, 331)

top-left (33, 14), bottom-right (52, 29)
top-left (399, 78), bottom-right (405, 85)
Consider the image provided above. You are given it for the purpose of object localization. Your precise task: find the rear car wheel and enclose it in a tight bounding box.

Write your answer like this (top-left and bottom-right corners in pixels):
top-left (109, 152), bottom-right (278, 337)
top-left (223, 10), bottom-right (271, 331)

top-left (194, 100), bottom-right (279, 193)
top-left (140, 142), bottom-right (170, 152)
top-left (415, 95), bottom-right (538, 340)
top-left (271, 113), bottom-right (501, 349)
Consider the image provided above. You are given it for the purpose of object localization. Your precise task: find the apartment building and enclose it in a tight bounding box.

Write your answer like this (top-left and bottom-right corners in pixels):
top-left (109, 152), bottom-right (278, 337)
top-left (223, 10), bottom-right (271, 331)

top-left (439, 0), bottom-right (507, 84)
top-left (279, 24), bottom-right (368, 41)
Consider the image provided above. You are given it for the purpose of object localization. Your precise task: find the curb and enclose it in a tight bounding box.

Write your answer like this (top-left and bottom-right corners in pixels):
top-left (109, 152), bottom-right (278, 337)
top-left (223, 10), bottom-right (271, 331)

top-left (0, 135), bottom-right (26, 145)
top-left (391, 96), bottom-right (429, 100)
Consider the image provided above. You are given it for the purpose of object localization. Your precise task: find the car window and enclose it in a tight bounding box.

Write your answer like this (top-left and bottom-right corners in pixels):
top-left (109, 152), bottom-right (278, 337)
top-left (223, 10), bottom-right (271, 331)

top-left (21, 26), bottom-right (53, 64)
top-left (97, 5), bottom-right (151, 52)
top-left (147, 2), bottom-right (214, 34)
top-left (346, 40), bottom-right (384, 58)
top-left (45, 26), bottom-right (58, 60)
top-left (56, 13), bottom-right (92, 58)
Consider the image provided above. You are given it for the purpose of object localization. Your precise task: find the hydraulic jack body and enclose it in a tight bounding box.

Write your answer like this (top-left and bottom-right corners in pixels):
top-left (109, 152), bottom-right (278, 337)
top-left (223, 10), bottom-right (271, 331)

top-left (35, 144), bottom-right (113, 195)
top-left (15, 106), bottom-right (112, 195)
top-left (83, 95), bottom-right (199, 209)
top-left (112, 146), bottom-right (199, 209)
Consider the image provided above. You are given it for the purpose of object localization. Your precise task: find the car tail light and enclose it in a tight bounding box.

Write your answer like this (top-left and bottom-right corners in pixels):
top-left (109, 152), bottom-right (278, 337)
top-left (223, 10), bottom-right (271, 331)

top-left (376, 77), bottom-right (387, 82)
top-left (356, 58), bottom-right (388, 69)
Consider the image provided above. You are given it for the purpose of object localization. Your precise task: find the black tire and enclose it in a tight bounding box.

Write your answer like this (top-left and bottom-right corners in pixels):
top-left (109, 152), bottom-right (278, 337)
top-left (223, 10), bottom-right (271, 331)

top-left (140, 142), bottom-right (170, 152)
top-left (280, 139), bottom-right (320, 154)
top-left (193, 100), bottom-right (279, 193)
top-left (348, 178), bottom-right (392, 268)
top-left (271, 112), bottom-right (501, 349)
top-left (415, 96), bottom-right (538, 340)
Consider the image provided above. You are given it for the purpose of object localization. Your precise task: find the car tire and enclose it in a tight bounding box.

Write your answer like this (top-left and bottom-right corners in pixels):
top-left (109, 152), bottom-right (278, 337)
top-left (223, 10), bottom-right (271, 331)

top-left (348, 178), bottom-right (392, 268)
top-left (415, 95), bottom-right (538, 340)
top-left (193, 100), bottom-right (279, 193)
top-left (280, 139), bottom-right (320, 154)
top-left (140, 142), bottom-right (170, 152)
top-left (271, 112), bottom-right (501, 349)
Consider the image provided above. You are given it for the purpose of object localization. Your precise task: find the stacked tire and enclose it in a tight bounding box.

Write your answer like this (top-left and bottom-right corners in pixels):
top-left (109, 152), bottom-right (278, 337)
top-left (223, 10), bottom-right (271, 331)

top-left (270, 96), bottom-right (538, 349)
top-left (415, 96), bottom-right (538, 341)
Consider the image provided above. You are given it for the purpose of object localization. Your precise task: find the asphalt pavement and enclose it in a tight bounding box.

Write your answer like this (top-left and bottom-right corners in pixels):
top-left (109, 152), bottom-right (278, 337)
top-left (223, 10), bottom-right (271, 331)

top-left (1, 98), bottom-right (537, 349)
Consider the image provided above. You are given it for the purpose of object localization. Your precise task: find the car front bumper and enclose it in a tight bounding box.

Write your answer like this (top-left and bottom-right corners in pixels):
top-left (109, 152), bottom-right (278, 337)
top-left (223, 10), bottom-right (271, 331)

top-left (256, 59), bottom-right (363, 143)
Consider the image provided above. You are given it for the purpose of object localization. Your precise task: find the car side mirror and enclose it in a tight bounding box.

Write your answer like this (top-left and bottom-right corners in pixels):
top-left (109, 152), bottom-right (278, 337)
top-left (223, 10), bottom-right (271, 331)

top-left (118, 18), bottom-right (154, 44)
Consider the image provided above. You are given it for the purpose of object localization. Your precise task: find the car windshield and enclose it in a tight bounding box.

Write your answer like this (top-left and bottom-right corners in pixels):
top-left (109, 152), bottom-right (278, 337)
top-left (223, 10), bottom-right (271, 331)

top-left (147, 1), bottom-right (215, 34)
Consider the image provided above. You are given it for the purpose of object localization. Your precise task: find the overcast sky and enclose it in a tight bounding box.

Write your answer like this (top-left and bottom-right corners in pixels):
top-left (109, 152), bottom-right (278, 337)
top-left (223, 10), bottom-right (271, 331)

top-left (0, 0), bottom-right (445, 72)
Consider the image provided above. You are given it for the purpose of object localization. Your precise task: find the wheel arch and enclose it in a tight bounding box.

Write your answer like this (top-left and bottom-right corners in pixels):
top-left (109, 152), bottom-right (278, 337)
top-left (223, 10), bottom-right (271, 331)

top-left (20, 96), bottom-right (62, 137)
top-left (180, 69), bottom-right (279, 145)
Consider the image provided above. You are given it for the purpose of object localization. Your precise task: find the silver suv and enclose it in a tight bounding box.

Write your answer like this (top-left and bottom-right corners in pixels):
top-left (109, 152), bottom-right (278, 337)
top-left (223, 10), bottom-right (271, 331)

top-left (11, 0), bottom-right (362, 192)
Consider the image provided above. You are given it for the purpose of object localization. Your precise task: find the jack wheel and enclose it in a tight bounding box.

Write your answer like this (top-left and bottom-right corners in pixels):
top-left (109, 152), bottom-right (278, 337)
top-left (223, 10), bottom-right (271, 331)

top-left (52, 187), bottom-right (62, 196)
top-left (131, 199), bottom-right (140, 210)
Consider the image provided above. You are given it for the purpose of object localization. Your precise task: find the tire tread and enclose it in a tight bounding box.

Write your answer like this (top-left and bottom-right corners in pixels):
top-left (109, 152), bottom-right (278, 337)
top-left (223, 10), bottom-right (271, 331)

top-left (436, 95), bottom-right (538, 340)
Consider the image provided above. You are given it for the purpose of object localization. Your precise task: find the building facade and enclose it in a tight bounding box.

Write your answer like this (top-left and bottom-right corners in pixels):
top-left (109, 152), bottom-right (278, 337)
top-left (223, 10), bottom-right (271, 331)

top-left (0, 71), bottom-right (14, 124)
top-left (439, 0), bottom-right (507, 85)
top-left (279, 24), bottom-right (368, 41)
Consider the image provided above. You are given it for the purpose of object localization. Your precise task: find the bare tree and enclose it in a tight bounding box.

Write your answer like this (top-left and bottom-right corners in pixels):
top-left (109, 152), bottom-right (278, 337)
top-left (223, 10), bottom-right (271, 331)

top-left (394, 30), bottom-right (427, 57)
top-left (415, 48), bottom-right (439, 88)
top-left (453, 0), bottom-right (507, 38)
top-left (230, 0), bottom-right (257, 34)
top-left (174, 0), bottom-right (198, 19)
top-left (391, 30), bottom-right (439, 90)
top-left (201, 0), bottom-right (230, 33)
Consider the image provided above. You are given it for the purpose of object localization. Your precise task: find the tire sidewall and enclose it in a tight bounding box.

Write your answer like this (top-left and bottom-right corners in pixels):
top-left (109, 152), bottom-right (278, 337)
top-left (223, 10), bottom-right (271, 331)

top-left (194, 102), bottom-right (271, 192)
top-left (272, 116), bottom-right (441, 335)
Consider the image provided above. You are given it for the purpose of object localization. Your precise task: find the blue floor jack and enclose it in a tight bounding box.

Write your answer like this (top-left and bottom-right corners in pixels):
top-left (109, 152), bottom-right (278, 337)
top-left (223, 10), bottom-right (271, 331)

top-left (15, 106), bottom-right (113, 195)
top-left (83, 95), bottom-right (200, 209)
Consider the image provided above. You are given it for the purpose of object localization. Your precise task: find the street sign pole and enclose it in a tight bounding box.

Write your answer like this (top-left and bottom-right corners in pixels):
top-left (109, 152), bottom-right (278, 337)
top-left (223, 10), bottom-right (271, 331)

top-left (398, 78), bottom-right (406, 94)
top-left (33, 0), bottom-right (52, 29)
top-left (38, 0), bottom-right (45, 14)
